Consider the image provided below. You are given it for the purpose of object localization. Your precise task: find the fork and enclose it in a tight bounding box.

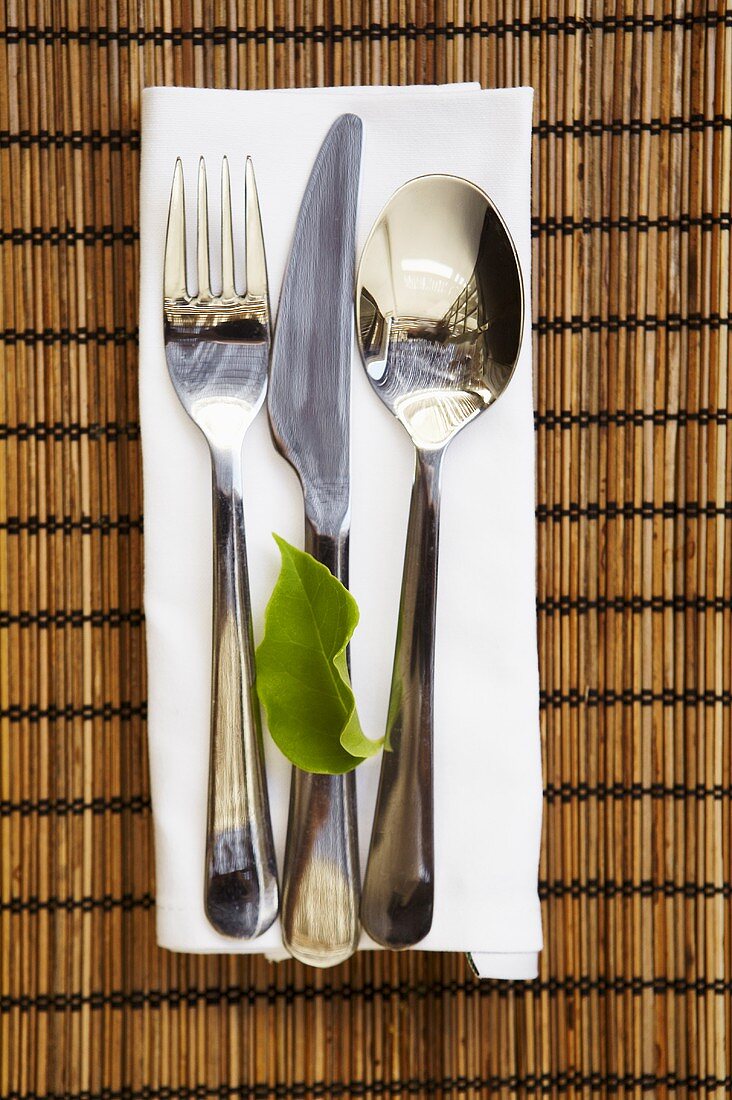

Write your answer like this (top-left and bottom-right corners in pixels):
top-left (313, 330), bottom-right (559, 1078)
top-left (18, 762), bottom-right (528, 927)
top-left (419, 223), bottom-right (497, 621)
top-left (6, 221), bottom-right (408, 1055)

top-left (163, 157), bottom-right (278, 938)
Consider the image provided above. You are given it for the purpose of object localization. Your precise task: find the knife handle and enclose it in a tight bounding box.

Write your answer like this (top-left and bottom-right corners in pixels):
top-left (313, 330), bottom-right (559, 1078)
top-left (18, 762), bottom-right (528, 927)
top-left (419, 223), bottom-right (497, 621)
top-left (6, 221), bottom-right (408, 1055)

top-left (280, 525), bottom-right (361, 967)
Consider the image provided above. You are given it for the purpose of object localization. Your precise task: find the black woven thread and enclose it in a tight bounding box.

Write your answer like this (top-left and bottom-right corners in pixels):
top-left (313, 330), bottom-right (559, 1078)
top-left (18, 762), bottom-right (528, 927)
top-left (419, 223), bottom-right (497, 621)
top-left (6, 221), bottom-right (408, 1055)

top-left (3, 880), bottom-right (728, 915)
top-left (0, 796), bottom-right (150, 817)
top-left (5, 213), bottom-right (732, 246)
top-left (532, 211), bottom-right (732, 236)
top-left (538, 879), bottom-right (732, 900)
top-left (0, 608), bottom-right (144, 628)
top-left (0, 224), bottom-right (138, 245)
top-left (0, 783), bottom-right (729, 818)
top-left (535, 500), bottom-right (732, 521)
top-left (0, 325), bottom-right (137, 344)
top-left (0, 780), bottom-right (727, 818)
top-left (1, 409), bottom-right (729, 444)
top-left (2, 211), bottom-right (730, 252)
top-left (1, 312), bottom-right (728, 346)
top-left (2, 113), bottom-right (731, 151)
top-left (537, 595), bottom-right (732, 615)
top-left (1, 702), bottom-right (146, 722)
top-left (544, 782), bottom-right (732, 803)
top-left (0, 893), bottom-right (154, 914)
top-left (2, 1070), bottom-right (732, 1097)
top-left (5, 503), bottom-right (727, 538)
top-left (0, 128), bottom-right (139, 149)
top-left (535, 407), bottom-right (730, 428)
top-left (2, 973), bottom-right (732, 1015)
top-left (0, 420), bottom-right (141, 441)
top-left (5, 598), bottom-right (729, 631)
top-left (533, 311), bottom-right (731, 334)
top-left (0, 515), bottom-right (143, 534)
top-left (1, 10), bottom-right (731, 46)
top-left (540, 687), bottom-right (732, 708)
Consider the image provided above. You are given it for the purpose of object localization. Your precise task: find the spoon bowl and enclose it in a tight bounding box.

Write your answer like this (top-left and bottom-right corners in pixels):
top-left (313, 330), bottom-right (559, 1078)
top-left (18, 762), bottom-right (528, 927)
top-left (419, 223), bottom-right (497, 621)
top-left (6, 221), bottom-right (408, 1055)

top-left (357, 174), bottom-right (523, 450)
top-left (355, 175), bottom-right (524, 950)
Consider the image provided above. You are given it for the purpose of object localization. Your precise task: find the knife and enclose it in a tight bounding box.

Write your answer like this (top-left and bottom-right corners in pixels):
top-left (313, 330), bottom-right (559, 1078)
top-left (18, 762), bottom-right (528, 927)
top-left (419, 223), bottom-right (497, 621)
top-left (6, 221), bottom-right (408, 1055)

top-left (267, 114), bottom-right (364, 967)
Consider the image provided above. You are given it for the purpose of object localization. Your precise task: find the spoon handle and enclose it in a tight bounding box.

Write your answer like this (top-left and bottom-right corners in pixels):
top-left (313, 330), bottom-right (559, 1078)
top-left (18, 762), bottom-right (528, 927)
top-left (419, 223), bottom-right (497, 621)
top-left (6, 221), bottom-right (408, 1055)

top-left (361, 447), bottom-right (444, 949)
top-left (280, 528), bottom-right (361, 967)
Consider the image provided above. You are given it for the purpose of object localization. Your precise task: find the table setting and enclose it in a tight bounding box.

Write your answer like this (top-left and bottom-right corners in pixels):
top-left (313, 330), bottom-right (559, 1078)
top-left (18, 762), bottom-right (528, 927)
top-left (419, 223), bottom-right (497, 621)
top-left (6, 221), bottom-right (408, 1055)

top-left (3, 5), bottom-right (731, 1095)
top-left (139, 82), bottom-right (543, 978)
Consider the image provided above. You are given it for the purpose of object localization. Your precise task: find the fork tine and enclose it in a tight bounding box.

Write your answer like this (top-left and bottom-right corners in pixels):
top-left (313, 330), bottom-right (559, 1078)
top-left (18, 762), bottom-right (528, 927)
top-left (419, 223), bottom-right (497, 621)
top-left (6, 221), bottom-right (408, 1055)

top-left (220, 157), bottom-right (236, 300)
top-left (197, 157), bottom-right (212, 301)
top-left (244, 157), bottom-right (268, 300)
top-left (164, 159), bottom-right (188, 300)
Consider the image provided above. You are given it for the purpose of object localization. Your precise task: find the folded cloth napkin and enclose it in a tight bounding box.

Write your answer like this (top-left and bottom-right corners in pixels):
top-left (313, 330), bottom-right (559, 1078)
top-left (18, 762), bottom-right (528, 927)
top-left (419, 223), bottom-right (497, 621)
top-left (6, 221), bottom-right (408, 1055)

top-left (139, 83), bottom-right (542, 980)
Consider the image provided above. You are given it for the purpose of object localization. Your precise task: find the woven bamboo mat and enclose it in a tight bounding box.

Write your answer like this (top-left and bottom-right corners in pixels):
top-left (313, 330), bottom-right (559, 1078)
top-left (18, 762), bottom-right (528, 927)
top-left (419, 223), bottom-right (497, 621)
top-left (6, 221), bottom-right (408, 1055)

top-left (1, 3), bottom-right (731, 1097)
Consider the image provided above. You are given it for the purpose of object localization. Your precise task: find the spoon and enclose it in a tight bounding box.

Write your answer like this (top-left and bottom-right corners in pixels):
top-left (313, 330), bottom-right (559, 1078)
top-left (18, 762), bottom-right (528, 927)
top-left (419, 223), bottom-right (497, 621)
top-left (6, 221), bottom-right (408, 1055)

top-left (355, 174), bottom-right (524, 949)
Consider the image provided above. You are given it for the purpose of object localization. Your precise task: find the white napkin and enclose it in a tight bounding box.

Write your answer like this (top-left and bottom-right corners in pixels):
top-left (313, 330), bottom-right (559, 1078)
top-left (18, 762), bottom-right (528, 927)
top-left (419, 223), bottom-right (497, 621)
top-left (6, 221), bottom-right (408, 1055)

top-left (139, 83), bottom-right (542, 980)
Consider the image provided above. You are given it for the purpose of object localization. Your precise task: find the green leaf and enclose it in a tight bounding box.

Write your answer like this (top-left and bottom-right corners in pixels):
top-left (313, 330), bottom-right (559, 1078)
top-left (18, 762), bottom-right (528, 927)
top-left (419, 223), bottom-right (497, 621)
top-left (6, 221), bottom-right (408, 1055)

top-left (256, 535), bottom-right (383, 774)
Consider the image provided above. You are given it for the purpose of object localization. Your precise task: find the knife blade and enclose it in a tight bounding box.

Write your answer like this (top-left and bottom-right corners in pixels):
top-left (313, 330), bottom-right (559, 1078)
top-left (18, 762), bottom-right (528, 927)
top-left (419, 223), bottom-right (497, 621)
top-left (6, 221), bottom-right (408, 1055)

top-left (268, 113), bottom-right (362, 545)
top-left (267, 113), bottom-right (363, 967)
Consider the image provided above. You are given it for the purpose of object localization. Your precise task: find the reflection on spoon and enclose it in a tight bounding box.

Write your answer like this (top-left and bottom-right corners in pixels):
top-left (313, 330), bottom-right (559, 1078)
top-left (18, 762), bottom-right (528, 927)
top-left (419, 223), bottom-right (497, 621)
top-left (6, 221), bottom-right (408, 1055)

top-left (356, 174), bottom-right (524, 949)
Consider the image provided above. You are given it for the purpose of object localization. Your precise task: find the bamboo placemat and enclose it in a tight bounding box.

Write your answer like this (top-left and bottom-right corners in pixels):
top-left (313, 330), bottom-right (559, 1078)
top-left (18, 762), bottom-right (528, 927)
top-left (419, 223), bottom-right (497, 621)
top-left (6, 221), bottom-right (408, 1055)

top-left (1, 3), bottom-right (731, 1097)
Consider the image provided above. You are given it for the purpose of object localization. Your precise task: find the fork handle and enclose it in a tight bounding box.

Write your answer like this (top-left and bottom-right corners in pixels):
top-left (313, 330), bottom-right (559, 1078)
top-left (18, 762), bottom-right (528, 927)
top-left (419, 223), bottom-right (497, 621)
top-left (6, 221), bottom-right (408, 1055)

top-left (280, 525), bottom-right (361, 967)
top-left (204, 443), bottom-right (279, 938)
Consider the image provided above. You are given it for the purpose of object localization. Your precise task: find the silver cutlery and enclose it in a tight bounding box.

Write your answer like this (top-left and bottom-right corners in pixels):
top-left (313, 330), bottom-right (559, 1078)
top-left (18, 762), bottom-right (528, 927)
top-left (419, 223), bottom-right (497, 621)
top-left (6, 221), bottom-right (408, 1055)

top-left (355, 174), bottom-right (524, 949)
top-left (267, 114), bottom-right (364, 967)
top-left (163, 156), bottom-right (278, 938)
